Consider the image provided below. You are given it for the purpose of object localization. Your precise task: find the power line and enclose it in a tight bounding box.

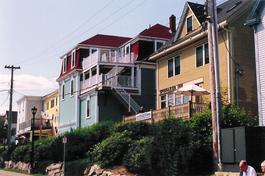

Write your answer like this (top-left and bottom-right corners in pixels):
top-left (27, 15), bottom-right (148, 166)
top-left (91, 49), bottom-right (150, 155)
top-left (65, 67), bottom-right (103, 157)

top-left (0, 94), bottom-right (9, 107)
top-left (14, 0), bottom-right (115, 66)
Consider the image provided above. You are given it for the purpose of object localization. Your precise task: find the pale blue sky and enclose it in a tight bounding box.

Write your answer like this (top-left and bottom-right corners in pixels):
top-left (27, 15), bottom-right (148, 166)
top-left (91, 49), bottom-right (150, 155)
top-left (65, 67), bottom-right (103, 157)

top-left (0, 0), bottom-right (224, 114)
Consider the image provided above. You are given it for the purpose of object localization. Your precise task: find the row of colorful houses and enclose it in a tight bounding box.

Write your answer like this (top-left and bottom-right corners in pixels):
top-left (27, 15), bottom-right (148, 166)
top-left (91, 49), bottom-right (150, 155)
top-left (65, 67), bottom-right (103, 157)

top-left (15, 0), bottom-right (265, 138)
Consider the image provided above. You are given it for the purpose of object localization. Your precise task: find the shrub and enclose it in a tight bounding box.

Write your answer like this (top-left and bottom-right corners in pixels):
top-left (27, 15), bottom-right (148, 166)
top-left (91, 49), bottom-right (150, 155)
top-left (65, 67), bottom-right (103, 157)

top-left (11, 144), bottom-right (30, 163)
top-left (113, 121), bottom-right (153, 140)
top-left (90, 132), bottom-right (132, 168)
top-left (123, 136), bottom-right (154, 175)
top-left (151, 118), bottom-right (193, 176)
top-left (34, 137), bottom-right (55, 161)
top-left (221, 104), bottom-right (258, 128)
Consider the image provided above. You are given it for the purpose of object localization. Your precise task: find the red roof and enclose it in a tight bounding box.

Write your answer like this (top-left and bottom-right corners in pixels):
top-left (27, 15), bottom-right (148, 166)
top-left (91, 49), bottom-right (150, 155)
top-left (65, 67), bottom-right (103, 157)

top-left (139, 24), bottom-right (172, 39)
top-left (79, 34), bottom-right (132, 48)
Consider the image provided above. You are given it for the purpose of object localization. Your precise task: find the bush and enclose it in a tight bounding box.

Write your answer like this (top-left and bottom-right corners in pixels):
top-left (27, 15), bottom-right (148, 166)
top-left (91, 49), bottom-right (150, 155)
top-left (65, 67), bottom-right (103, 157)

top-left (11, 144), bottom-right (31, 163)
top-left (90, 132), bottom-right (132, 168)
top-left (62, 121), bottom-right (115, 161)
top-left (34, 160), bottom-right (53, 174)
top-left (123, 137), bottom-right (154, 175)
top-left (151, 118), bottom-right (193, 176)
top-left (113, 121), bottom-right (153, 140)
top-left (221, 104), bottom-right (258, 128)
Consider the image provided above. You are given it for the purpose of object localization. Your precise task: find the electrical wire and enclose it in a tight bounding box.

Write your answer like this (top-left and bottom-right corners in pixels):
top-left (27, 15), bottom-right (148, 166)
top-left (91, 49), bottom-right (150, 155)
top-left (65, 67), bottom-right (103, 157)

top-left (0, 94), bottom-right (9, 107)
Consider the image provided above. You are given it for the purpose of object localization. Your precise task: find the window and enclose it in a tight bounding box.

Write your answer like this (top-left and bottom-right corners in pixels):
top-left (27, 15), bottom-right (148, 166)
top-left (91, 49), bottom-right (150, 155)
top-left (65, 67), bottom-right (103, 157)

top-left (46, 102), bottom-right (49, 110)
top-left (168, 59), bottom-right (174, 77)
top-left (168, 56), bottom-right (181, 78)
top-left (63, 57), bottom-right (67, 73)
top-left (62, 84), bottom-right (65, 100)
top-left (161, 95), bottom-right (166, 109)
top-left (196, 44), bottom-right (209, 67)
top-left (196, 46), bottom-right (203, 67)
top-left (91, 67), bottom-right (97, 76)
top-left (204, 43), bottom-right (209, 64)
top-left (156, 41), bottom-right (164, 51)
top-left (183, 95), bottom-right (190, 103)
top-left (91, 49), bottom-right (97, 54)
top-left (86, 99), bottom-right (90, 118)
top-left (175, 96), bottom-right (182, 105)
top-left (55, 97), bottom-right (58, 106)
top-left (187, 16), bottom-right (192, 33)
top-left (71, 50), bottom-right (76, 68)
top-left (70, 80), bottom-right (74, 96)
top-left (84, 71), bottom-right (90, 80)
top-left (175, 56), bottom-right (180, 75)
top-left (125, 45), bottom-right (130, 55)
top-left (168, 94), bottom-right (174, 106)
top-left (51, 99), bottom-right (55, 108)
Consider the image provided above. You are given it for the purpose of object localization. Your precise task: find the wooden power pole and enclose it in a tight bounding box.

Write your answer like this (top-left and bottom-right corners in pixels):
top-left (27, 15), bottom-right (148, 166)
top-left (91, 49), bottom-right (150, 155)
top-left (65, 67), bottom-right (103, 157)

top-left (4, 65), bottom-right (20, 146)
top-left (206, 0), bottom-right (222, 171)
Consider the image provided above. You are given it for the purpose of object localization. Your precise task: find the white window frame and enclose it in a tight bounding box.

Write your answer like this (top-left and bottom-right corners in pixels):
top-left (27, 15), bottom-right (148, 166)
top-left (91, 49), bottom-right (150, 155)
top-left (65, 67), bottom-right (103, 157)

top-left (63, 56), bottom-right (67, 73)
top-left (86, 96), bottom-right (90, 119)
top-left (70, 79), bottom-right (74, 97)
top-left (61, 84), bottom-right (65, 101)
top-left (186, 15), bottom-right (193, 33)
top-left (155, 40), bottom-right (165, 51)
top-left (71, 50), bottom-right (76, 68)
top-left (168, 56), bottom-right (181, 78)
top-left (195, 43), bottom-right (209, 68)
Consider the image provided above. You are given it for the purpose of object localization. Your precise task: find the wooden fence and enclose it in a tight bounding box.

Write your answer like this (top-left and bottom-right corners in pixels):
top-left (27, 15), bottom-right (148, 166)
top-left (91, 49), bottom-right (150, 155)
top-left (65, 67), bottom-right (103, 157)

top-left (123, 102), bottom-right (208, 123)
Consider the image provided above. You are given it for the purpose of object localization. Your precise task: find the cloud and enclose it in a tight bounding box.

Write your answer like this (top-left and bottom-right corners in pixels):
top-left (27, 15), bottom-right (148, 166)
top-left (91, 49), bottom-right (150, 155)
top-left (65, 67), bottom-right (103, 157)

top-left (0, 74), bottom-right (58, 114)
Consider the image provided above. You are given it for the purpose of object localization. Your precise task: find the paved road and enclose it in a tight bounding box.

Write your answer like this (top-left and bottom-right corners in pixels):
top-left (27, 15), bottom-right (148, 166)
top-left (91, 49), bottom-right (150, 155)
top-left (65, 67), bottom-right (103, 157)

top-left (0, 170), bottom-right (29, 176)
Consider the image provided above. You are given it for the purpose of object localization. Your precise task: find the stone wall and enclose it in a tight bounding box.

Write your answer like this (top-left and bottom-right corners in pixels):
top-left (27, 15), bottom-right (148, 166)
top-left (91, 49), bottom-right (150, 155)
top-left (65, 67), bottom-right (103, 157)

top-left (4, 161), bottom-right (31, 174)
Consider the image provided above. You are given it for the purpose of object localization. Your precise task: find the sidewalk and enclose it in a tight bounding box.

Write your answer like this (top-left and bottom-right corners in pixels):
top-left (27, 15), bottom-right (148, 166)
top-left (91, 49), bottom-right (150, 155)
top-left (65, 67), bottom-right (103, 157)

top-left (0, 169), bottom-right (29, 176)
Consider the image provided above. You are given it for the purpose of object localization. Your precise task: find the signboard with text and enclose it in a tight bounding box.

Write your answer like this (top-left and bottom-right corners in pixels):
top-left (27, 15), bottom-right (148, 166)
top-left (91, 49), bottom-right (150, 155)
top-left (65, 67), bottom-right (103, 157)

top-left (136, 111), bottom-right (152, 121)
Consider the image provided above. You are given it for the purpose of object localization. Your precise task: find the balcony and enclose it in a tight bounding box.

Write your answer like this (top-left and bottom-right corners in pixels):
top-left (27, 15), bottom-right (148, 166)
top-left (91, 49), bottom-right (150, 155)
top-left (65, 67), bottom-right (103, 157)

top-left (81, 74), bottom-right (103, 91)
top-left (123, 102), bottom-right (209, 123)
top-left (18, 118), bottom-right (53, 134)
top-left (82, 49), bottom-right (135, 71)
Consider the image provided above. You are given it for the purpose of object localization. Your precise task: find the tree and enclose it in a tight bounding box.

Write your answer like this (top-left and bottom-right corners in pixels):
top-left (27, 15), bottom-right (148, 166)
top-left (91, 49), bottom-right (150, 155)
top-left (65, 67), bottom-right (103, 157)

top-left (0, 117), bottom-right (7, 144)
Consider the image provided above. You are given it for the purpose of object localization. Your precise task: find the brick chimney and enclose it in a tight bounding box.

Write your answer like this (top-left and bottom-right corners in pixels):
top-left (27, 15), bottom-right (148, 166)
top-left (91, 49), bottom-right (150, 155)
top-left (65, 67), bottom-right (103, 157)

top-left (169, 15), bottom-right (176, 34)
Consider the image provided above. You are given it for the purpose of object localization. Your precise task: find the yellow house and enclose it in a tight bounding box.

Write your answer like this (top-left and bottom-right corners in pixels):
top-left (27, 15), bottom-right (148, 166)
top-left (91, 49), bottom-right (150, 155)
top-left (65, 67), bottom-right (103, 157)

top-left (149, 0), bottom-right (257, 115)
top-left (41, 89), bottom-right (59, 136)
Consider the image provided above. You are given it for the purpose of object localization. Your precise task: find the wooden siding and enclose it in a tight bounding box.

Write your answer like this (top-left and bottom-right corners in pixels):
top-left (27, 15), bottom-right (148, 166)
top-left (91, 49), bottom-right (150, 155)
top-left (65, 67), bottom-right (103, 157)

top-left (255, 7), bottom-right (265, 126)
top-left (179, 8), bottom-right (201, 39)
top-left (157, 31), bottom-right (229, 109)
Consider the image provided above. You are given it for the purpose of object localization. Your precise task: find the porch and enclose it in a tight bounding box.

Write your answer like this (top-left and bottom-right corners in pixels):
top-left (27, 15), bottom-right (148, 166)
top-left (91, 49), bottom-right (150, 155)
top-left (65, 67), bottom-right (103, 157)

top-left (123, 102), bottom-right (208, 123)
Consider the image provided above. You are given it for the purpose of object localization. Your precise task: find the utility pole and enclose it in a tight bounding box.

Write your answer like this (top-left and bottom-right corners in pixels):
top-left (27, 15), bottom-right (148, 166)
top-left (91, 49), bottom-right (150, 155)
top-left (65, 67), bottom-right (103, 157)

top-left (4, 65), bottom-right (21, 146)
top-left (206, 0), bottom-right (222, 171)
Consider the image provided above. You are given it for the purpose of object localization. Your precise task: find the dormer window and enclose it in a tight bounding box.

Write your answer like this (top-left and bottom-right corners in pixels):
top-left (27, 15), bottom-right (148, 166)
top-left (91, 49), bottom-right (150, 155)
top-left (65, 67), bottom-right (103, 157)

top-left (187, 16), bottom-right (192, 33)
top-left (155, 40), bottom-right (165, 51)
top-left (63, 56), bottom-right (67, 73)
top-left (71, 50), bottom-right (76, 68)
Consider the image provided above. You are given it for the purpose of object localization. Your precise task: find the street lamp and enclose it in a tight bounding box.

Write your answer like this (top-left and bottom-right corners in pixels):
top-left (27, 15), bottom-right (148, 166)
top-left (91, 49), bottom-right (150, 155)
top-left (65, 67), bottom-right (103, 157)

top-left (31, 106), bottom-right (37, 172)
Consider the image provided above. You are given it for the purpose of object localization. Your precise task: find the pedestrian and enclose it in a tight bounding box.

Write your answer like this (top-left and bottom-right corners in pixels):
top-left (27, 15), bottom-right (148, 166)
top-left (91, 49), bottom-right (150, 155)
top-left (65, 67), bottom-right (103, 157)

top-left (239, 160), bottom-right (257, 176)
top-left (261, 160), bottom-right (265, 175)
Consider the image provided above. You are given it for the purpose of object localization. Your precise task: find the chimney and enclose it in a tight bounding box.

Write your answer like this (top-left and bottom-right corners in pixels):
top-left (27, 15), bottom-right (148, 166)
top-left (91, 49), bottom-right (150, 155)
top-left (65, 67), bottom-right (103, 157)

top-left (169, 14), bottom-right (176, 34)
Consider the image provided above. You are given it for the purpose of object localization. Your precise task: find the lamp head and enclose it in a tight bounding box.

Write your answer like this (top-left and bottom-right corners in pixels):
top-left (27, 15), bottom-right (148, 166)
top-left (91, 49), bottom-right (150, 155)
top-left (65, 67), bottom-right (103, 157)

top-left (31, 106), bottom-right (37, 115)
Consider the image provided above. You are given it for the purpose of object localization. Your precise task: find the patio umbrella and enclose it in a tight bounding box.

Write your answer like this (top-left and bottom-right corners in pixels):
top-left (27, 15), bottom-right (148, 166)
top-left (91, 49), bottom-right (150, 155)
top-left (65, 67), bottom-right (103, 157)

top-left (176, 84), bottom-right (210, 97)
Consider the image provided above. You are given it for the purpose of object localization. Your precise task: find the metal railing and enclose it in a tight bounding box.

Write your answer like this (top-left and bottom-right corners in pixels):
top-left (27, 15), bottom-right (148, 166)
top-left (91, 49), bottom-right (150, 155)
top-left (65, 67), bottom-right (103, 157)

top-left (114, 84), bottom-right (141, 113)
top-left (19, 118), bottom-right (53, 132)
top-left (123, 102), bottom-right (209, 123)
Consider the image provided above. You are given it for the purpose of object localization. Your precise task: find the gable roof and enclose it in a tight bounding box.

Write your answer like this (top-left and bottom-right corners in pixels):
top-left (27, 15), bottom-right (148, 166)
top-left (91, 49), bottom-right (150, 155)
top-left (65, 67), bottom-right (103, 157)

top-left (79, 34), bottom-right (132, 48)
top-left (188, 2), bottom-right (205, 24)
top-left (245, 0), bottom-right (265, 26)
top-left (150, 0), bottom-right (253, 61)
top-left (139, 24), bottom-right (172, 39)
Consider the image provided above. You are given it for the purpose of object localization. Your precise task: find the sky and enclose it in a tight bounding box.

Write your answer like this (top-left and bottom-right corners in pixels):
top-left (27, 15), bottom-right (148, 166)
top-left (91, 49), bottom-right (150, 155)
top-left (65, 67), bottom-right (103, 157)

top-left (0, 0), bottom-right (225, 114)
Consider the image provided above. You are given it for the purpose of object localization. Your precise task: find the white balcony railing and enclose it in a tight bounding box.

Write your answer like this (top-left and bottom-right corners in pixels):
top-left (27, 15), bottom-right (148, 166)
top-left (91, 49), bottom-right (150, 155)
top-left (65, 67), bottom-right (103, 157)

top-left (82, 51), bottom-right (99, 71)
top-left (82, 49), bottom-right (136, 71)
top-left (102, 75), bottom-right (137, 89)
top-left (81, 74), bottom-right (103, 91)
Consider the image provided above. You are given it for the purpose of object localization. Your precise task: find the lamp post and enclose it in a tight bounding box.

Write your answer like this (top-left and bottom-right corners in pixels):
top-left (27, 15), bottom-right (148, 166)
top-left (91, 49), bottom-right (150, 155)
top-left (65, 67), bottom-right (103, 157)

top-left (31, 106), bottom-right (37, 172)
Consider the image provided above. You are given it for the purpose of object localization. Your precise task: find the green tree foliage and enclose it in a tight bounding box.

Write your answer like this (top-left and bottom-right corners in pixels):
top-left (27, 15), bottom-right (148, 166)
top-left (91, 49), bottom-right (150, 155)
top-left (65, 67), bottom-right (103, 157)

top-left (90, 132), bottom-right (132, 168)
top-left (151, 118), bottom-right (193, 176)
top-left (0, 117), bottom-right (7, 143)
top-left (123, 136), bottom-right (154, 175)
